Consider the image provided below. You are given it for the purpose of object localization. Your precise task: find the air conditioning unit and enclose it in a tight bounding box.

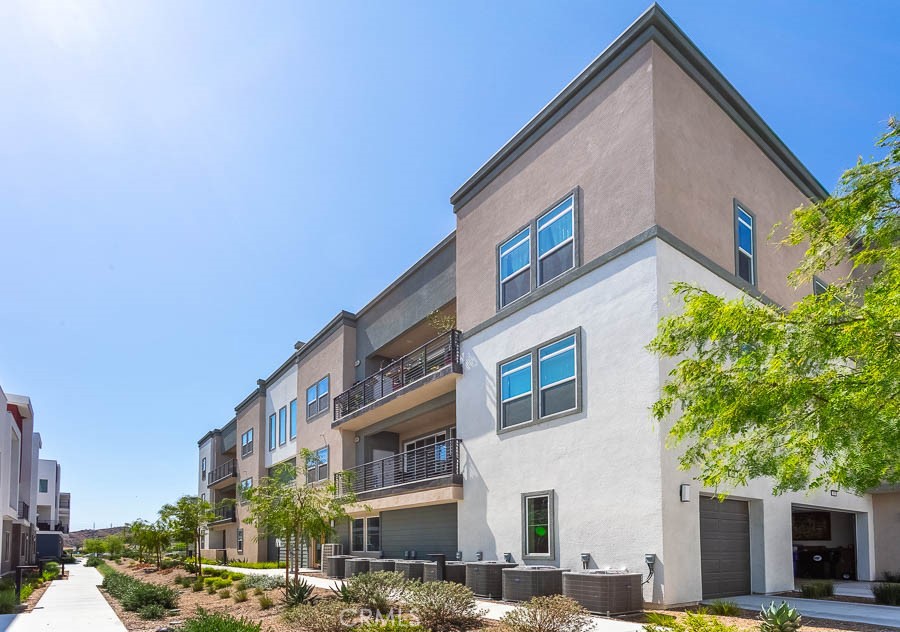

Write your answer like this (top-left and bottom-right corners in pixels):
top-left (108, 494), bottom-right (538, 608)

top-left (322, 543), bottom-right (343, 558)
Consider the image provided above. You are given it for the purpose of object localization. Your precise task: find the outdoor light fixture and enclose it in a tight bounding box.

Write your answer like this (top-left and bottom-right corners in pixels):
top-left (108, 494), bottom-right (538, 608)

top-left (643, 553), bottom-right (656, 585)
top-left (679, 484), bottom-right (691, 502)
top-left (830, 490), bottom-right (838, 497)
top-left (476, 551), bottom-right (483, 561)
top-left (456, 551), bottom-right (463, 561)
top-left (503, 552), bottom-right (513, 563)
top-left (580, 553), bottom-right (591, 569)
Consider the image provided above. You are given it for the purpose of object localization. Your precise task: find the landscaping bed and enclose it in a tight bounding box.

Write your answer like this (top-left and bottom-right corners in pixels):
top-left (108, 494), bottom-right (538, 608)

top-left (621, 606), bottom-right (900, 632)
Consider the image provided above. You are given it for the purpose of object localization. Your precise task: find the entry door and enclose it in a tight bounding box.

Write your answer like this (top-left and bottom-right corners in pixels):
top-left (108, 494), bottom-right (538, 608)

top-left (699, 496), bottom-right (752, 598)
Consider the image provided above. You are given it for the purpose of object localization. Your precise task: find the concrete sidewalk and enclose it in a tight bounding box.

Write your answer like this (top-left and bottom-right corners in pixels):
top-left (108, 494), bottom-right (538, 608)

top-left (723, 595), bottom-right (900, 628)
top-left (0, 562), bottom-right (126, 632)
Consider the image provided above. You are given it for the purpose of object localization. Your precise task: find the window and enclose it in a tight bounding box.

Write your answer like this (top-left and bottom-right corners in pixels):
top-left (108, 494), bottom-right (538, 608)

top-left (268, 414), bottom-right (276, 451)
top-left (522, 491), bottom-right (554, 558)
top-left (499, 228), bottom-right (531, 307)
top-left (39, 479), bottom-right (48, 493)
top-left (239, 478), bottom-right (253, 501)
top-left (306, 376), bottom-right (330, 418)
top-left (289, 399), bottom-right (298, 439)
top-left (2, 532), bottom-right (8, 561)
top-left (237, 528), bottom-right (244, 554)
top-left (241, 429), bottom-right (254, 457)
top-left (403, 429), bottom-right (455, 476)
top-left (498, 331), bottom-right (580, 431)
top-left (813, 277), bottom-right (828, 296)
top-left (306, 447), bottom-right (329, 483)
top-left (366, 517), bottom-right (381, 551)
top-left (498, 192), bottom-right (578, 309)
top-left (278, 406), bottom-right (287, 445)
top-left (351, 517), bottom-right (380, 552)
top-left (201, 493), bottom-right (206, 502)
top-left (352, 518), bottom-right (365, 551)
top-left (735, 204), bottom-right (755, 285)
top-left (200, 459), bottom-right (206, 481)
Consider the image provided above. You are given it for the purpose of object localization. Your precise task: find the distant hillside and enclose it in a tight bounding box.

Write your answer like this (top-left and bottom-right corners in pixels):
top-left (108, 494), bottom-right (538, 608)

top-left (64, 526), bottom-right (125, 549)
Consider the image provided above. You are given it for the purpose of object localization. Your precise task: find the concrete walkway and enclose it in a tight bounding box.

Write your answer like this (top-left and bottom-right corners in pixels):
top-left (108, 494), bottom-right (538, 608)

top-left (0, 562), bottom-right (126, 632)
top-left (724, 594), bottom-right (900, 628)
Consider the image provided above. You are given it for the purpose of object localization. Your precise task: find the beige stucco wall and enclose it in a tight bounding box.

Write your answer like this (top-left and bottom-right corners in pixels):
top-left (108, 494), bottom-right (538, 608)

top-left (455, 43), bottom-right (656, 332)
top-left (873, 491), bottom-right (900, 577)
top-left (235, 394), bottom-right (267, 562)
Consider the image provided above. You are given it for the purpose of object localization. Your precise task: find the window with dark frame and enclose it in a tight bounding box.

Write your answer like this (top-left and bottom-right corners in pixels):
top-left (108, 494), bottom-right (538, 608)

top-left (268, 413), bottom-right (276, 451)
top-left (278, 406), bottom-right (287, 445)
top-left (522, 491), bottom-right (554, 558)
top-left (813, 277), bottom-right (828, 296)
top-left (366, 517), bottom-right (380, 551)
top-left (306, 446), bottom-right (329, 483)
top-left (289, 399), bottom-right (297, 439)
top-left (735, 205), bottom-right (755, 285)
top-left (200, 460), bottom-right (206, 481)
top-left (306, 376), bottom-right (330, 418)
top-left (237, 528), bottom-right (244, 554)
top-left (351, 518), bottom-right (364, 551)
top-left (239, 477), bottom-right (253, 502)
top-left (241, 429), bottom-right (254, 456)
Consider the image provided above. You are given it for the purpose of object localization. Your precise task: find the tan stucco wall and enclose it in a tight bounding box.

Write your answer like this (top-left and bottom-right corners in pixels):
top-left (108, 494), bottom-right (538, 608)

top-left (455, 43), bottom-right (656, 332)
top-left (235, 394), bottom-right (267, 562)
top-left (873, 491), bottom-right (900, 577)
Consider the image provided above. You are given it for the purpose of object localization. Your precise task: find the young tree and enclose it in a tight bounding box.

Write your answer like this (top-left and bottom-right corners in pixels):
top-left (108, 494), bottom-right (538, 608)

top-left (649, 118), bottom-right (900, 494)
top-left (160, 495), bottom-right (216, 576)
top-left (125, 520), bottom-right (148, 561)
top-left (82, 538), bottom-right (106, 556)
top-left (104, 534), bottom-right (126, 558)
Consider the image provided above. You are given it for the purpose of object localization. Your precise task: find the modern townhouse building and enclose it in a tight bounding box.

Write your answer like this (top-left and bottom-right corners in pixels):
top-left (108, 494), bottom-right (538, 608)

top-left (36, 459), bottom-right (62, 532)
top-left (58, 492), bottom-right (71, 535)
top-left (197, 419), bottom-right (239, 560)
top-left (1, 388), bottom-right (41, 574)
top-left (195, 5), bottom-right (898, 603)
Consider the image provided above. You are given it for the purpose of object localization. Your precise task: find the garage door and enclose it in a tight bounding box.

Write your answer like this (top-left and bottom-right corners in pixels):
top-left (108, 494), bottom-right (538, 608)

top-left (700, 496), bottom-right (751, 598)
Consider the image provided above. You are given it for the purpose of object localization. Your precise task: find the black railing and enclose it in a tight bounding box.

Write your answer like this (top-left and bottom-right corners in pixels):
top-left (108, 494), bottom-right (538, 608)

top-left (241, 441), bottom-right (253, 457)
top-left (208, 459), bottom-right (237, 486)
top-left (210, 506), bottom-right (236, 523)
top-left (18, 502), bottom-right (28, 520)
top-left (334, 330), bottom-right (462, 420)
top-left (335, 438), bottom-right (461, 496)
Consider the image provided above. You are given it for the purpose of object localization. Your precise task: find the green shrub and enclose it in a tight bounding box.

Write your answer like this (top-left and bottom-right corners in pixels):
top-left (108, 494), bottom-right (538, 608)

top-left (233, 589), bottom-right (248, 603)
top-left (85, 557), bottom-right (104, 567)
top-left (235, 580), bottom-right (248, 591)
top-left (873, 582), bottom-right (900, 606)
top-left (0, 589), bottom-right (16, 615)
top-left (258, 594), bottom-right (274, 610)
top-left (192, 580), bottom-right (204, 592)
top-left (341, 571), bottom-right (407, 612)
top-left (285, 578), bottom-right (318, 606)
top-left (207, 585), bottom-right (217, 595)
top-left (20, 583), bottom-right (34, 602)
top-left (120, 582), bottom-right (179, 612)
top-left (498, 595), bottom-right (591, 632)
top-left (180, 609), bottom-right (262, 632)
top-left (253, 587), bottom-right (264, 596)
top-left (800, 581), bottom-right (834, 599)
top-left (330, 582), bottom-right (354, 603)
top-left (645, 613), bottom-right (678, 627)
top-left (759, 601), bottom-right (801, 632)
top-left (214, 578), bottom-right (233, 589)
top-left (645, 612), bottom-right (737, 632)
top-left (283, 600), bottom-right (351, 632)
top-left (219, 588), bottom-right (231, 599)
top-left (227, 560), bottom-right (285, 569)
top-left (708, 601), bottom-right (740, 616)
top-left (405, 580), bottom-right (486, 631)
top-left (0, 579), bottom-right (13, 592)
top-left (183, 557), bottom-right (199, 574)
top-left (229, 572), bottom-right (245, 581)
top-left (242, 574), bottom-right (285, 590)
top-left (139, 603), bottom-right (167, 620)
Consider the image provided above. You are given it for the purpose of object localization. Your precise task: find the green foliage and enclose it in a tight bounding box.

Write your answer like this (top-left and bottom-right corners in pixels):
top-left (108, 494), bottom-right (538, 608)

top-left (285, 577), bottom-right (318, 606)
top-left (873, 582), bottom-right (900, 606)
top-left (708, 601), bottom-right (740, 616)
top-left (206, 585), bottom-right (217, 595)
top-left (258, 594), bottom-right (274, 610)
top-left (139, 603), bottom-right (167, 620)
top-left (101, 570), bottom-right (178, 612)
top-left (329, 581), bottom-right (355, 603)
top-left (759, 601), bottom-right (802, 632)
top-left (645, 613), bottom-right (678, 627)
top-left (229, 572), bottom-right (245, 581)
top-left (42, 562), bottom-right (60, 581)
top-left (242, 573), bottom-right (285, 591)
top-left (253, 587), bottom-right (264, 596)
top-left (0, 589), bottom-right (16, 614)
top-left (82, 538), bottom-right (106, 555)
top-left (192, 580), bottom-right (204, 592)
top-left (498, 595), bottom-right (591, 632)
top-left (227, 559), bottom-right (286, 569)
top-left (649, 119), bottom-right (900, 494)
top-left (20, 583), bottom-right (35, 602)
top-left (282, 600), bottom-right (353, 632)
top-left (179, 609), bottom-right (262, 632)
top-left (159, 496), bottom-right (217, 577)
top-left (340, 571), bottom-right (406, 612)
top-left (233, 589), bottom-right (249, 603)
top-left (799, 581), bottom-right (834, 599)
top-left (219, 588), bottom-right (231, 599)
top-left (404, 580), bottom-right (486, 631)
top-left (104, 534), bottom-right (127, 558)
top-left (85, 556), bottom-right (104, 567)
top-left (645, 612), bottom-right (737, 632)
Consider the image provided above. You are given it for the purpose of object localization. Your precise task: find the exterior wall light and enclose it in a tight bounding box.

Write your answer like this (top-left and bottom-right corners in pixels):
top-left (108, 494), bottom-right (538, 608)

top-left (679, 484), bottom-right (691, 502)
top-left (476, 551), bottom-right (483, 561)
top-left (830, 490), bottom-right (838, 497)
top-left (580, 552), bottom-right (591, 569)
top-left (503, 552), bottom-right (513, 563)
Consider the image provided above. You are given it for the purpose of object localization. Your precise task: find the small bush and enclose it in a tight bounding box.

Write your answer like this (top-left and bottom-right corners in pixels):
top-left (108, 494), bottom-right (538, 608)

top-left (645, 613), bottom-right (678, 627)
top-left (42, 562), bottom-right (60, 581)
top-left (759, 601), bottom-right (801, 632)
top-left (283, 600), bottom-right (352, 632)
top-left (228, 560), bottom-right (285, 569)
top-left (121, 582), bottom-right (179, 612)
top-left (242, 574), bottom-right (285, 591)
top-left (253, 587), bottom-right (264, 596)
top-left (229, 572), bottom-right (245, 581)
top-left (235, 580), bottom-right (248, 591)
top-left (192, 580), bottom-right (204, 592)
top-left (180, 609), bottom-right (262, 632)
top-left (800, 581), bottom-right (834, 599)
top-left (285, 578), bottom-right (318, 606)
top-left (499, 595), bottom-right (591, 632)
top-left (219, 588), bottom-right (232, 599)
top-left (215, 578), bottom-right (233, 589)
top-left (645, 612), bottom-right (737, 632)
top-left (85, 557), bottom-right (104, 567)
top-left (0, 589), bottom-right (16, 615)
top-left (708, 601), bottom-right (740, 616)
top-left (138, 604), bottom-right (166, 620)
top-left (20, 583), bottom-right (34, 602)
top-left (258, 594), bottom-right (274, 610)
top-left (342, 571), bottom-right (407, 612)
top-left (207, 585), bottom-right (217, 595)
top-left (873, 582), bottom-right (900, 606)
top-left (233, 589), bottom-right (248, 603)
top-left (405, 580), bottom-right (486, 631)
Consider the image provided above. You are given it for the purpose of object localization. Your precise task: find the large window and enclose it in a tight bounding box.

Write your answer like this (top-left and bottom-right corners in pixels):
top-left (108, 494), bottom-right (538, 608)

top-left (239, 478), bottom-right (253, 502)
top-left (268, 414), bottom-right (276, 451)
top-left (498, 192), bottom-right (578, 309)
top-left (522, 491), bottom-right (554, 559)
top-left (289, 399), bottom-right (298, 439)
top-left (306, 376), bottom-right (330, 419)
top-left (499, 331), bottom-right (580, 431)
top-left (200, 459), bottom-right (206, 482)
top-left (39, 479), bottom-right (48, 493)
top-left (351, 517), bottom-right (380, 552)
top-left (241, 429), bottom-right (254, 457)
top-left (735, 204), bottom-right (755, 285)
top-left (278, 406), bottom-right (287, 446)
top-left (352, 518), bottom-right (365, 552)
top-left (237, 528), bottom-right (244, 554)
top-left (306, 447), bottom-right (329, 483)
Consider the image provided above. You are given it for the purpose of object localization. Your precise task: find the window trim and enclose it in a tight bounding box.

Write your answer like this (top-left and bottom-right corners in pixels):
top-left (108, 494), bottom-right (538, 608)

top-left (278, 406), bottom-right (288, 446)
top-left (496, 328), bottom-right (583, 434)
top-left (305, 374), bottom-right (331, 421)
top-left (496, 188), bottom-right (582, 312)
top-left (733, 200), bottom-right (757, 287)
top-left (239, 477), bottom-right (253, 504)
top-left (289, 399), bottom-right (298, 439)
top-left (521, 490), bottom-right (555, 560)
top-left (268, 413), bottom-right (276, 451)
top-left (241, 429), bottom-right (254, 457)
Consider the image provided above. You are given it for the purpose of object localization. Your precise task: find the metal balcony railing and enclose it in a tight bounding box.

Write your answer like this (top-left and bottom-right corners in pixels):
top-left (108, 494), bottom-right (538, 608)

top-left (335, 438), bottom-right (461, 496)
top-left (208, 459), bottom-right (237, 486)
top-left (210, 506), bottom-right (236, 524)
top-left (334, 329), bottom-right (462, 420)
top-left (18, 502), bottom-right (28, 520)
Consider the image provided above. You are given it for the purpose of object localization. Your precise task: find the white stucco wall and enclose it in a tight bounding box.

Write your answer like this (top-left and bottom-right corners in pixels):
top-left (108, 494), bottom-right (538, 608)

top-left (197, 437), bottom-right (213, 499)
top-left (264, 364), bottom-right (299, 469)
top-left (457, 240), bottom-right (665, 600)
top-left (655, 239), bottom-right (875, 601)
top-left (37, 458), bottom-right (59, 524)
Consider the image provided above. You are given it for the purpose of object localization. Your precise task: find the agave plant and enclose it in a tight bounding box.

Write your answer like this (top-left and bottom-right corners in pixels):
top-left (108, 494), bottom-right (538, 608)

top-left (284, 578), bottom-right (318, 606)
top-left (759, 601), bottom-right (801, 632)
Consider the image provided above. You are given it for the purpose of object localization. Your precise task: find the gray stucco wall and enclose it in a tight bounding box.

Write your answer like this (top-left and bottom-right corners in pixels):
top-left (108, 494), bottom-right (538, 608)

top-left (381, 504), bottom-right (458, 560)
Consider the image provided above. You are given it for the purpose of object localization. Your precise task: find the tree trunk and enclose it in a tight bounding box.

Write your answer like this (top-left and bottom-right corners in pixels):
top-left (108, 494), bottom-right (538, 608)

top-left (284, 533), bottom-right (291, 586)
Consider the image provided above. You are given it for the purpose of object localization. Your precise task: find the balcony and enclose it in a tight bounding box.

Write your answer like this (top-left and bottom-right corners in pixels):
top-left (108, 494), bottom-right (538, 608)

top-left (333, 330), bottom-right (462, 431)
top-left (335, 438), bottom-right (462, 503)
top-left (209, 506), bottom-right (236, 525)
top-left (17, 502), bottom-right (28, 520)
top-left (208, 459), bottom-right (237, 488)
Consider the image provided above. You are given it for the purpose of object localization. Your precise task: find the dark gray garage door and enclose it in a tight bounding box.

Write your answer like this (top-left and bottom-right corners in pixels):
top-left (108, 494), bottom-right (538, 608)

top-left (700, 496), bottom-right (751, 598)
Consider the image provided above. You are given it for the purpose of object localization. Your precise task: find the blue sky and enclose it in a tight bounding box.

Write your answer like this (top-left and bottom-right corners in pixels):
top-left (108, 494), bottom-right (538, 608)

top-left (0, 1), bottom-right (895, 530)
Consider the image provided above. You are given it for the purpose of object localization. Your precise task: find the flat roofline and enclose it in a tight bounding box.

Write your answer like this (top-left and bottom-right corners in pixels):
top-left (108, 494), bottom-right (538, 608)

top-left (450, 3), bottom-right (828, 210)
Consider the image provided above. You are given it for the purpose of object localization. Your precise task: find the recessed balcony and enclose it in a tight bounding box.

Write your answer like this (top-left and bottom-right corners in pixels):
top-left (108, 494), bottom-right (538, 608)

top-left (209, 506), bottom-right (236, 525)
top-left (207, 459), bottom-right (237, 489)
top-left (333, 330), bottom-right (462, 431)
